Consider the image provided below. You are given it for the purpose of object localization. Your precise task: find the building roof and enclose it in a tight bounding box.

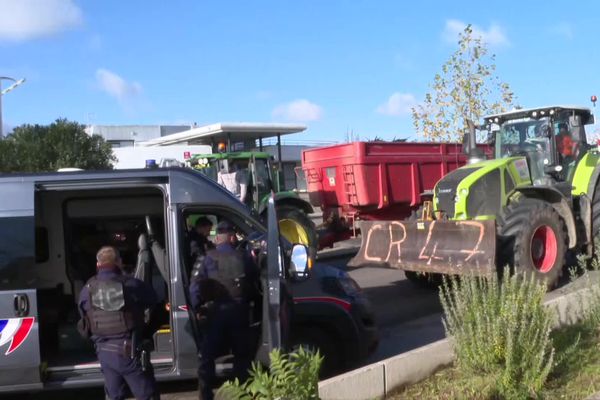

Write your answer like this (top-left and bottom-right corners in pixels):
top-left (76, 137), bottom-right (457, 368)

top-left (85, 124), bottom-right (192, 142)
top-left (485, 106), bottom-right (594, 124)
top-left (138, 122), bottom-right (306, 146)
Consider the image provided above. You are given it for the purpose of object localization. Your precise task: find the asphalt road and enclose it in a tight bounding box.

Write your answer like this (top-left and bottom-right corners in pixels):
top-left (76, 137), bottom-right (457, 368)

top-left (11, 253), bottom-right (446, 399)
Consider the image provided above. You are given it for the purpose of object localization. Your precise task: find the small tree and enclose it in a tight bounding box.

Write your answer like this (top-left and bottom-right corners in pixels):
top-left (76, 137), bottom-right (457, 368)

top-left (412, 24), bottom-right (515, 142)
top-left (0, 119), bottom-right (115, 172)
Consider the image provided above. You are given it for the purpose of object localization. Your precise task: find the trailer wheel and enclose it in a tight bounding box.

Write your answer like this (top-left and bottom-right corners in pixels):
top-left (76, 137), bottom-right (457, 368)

top-left (404, 271), bottom-right (442, 288)
top-left (277, 205), bottom-right (318, 259)
top-left (498, 198), bottom-right (566, 288)
top-left (404, 207), bottom-right (442, 288)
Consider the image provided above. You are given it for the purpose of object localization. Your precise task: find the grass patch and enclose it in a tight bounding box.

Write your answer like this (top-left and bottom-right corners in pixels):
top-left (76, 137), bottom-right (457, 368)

top-left (392, 323), bottom-right (600, 400)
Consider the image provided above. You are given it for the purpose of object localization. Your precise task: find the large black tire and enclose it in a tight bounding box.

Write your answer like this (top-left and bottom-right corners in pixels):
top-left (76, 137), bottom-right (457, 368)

top-left (592, 181), bottom-right (600, 242)
top-left (290, 327), bottom-right (342, 378)
top-left (277, 205), bottom-right (318, 260)
top-left (404, 207), bottom-right (443, 288)
top-left (497, 198), bottom-right (567, 288)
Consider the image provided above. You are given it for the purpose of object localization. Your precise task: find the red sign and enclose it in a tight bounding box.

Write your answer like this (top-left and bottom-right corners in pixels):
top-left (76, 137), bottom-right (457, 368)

top-left (183, 151), bottom-right (191, 159)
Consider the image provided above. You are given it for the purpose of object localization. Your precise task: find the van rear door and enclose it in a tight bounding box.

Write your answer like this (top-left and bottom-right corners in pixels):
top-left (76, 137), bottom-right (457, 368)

top-left (0, 181), bottom-right (42, 391)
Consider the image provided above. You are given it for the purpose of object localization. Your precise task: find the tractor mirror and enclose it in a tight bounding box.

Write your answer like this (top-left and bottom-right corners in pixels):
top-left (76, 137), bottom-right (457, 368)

top-left (570, 115), bottom-right (582, 127)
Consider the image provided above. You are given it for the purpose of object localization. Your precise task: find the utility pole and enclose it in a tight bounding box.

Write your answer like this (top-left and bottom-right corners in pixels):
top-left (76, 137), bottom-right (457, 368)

top-left (0, 77), bottom-right (26, 137)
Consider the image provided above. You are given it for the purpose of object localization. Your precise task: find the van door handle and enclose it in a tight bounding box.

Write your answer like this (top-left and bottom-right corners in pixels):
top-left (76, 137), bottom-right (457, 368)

top-left (14, 294), bottom-right (29, 317)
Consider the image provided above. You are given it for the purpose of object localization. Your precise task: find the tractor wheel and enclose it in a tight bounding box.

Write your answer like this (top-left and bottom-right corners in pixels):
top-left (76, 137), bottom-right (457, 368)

top-left (498, 198), bottom-right (567, 288)
top-left (404, 206), bottom-right (442, 289)
top-left (592, 180), bottom-right (600, 241)
top-left (277, 205), bottom-right (318, 260)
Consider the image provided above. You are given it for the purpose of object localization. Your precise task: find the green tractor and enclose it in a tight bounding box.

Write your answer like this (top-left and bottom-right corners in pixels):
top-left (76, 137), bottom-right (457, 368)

top-left (351, 105), bottom-right (600, 288)
top-left (188, 151), bottom-right (317, 256)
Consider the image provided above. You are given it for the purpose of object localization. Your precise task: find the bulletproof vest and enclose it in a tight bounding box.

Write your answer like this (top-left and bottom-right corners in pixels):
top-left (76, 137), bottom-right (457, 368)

top-left (206, 249), bottom-right (246, 300)
top-left (86, 274), bottom-right (143, 337)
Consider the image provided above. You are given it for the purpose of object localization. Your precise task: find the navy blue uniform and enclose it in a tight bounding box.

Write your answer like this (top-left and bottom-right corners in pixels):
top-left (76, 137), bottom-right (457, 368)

top-left (79, 266), bottom-right (159, 400)
top-left (189, 242), bottom-right (257, 400)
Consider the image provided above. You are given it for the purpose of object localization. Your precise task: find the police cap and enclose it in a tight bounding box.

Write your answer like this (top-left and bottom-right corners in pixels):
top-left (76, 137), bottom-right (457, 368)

top-left (216, 221), bottom-right (235, 234)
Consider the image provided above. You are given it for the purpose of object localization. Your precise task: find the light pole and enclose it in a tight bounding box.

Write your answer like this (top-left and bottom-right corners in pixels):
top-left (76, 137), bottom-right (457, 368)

top-left (0, 77), bottom-right (26, 137)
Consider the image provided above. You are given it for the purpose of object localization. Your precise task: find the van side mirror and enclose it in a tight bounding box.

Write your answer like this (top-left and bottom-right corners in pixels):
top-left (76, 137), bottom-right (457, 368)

top-left (290, 244), bottom-right (309, 279)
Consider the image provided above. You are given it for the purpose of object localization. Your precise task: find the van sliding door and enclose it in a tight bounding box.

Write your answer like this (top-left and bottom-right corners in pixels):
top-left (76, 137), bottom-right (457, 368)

top-left (0, 181), bottom-right (42, 391)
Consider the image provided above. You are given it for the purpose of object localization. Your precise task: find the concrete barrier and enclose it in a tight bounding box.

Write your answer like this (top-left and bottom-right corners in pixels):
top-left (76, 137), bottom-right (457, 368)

top-left (319, 272), bottom-right (600, 399)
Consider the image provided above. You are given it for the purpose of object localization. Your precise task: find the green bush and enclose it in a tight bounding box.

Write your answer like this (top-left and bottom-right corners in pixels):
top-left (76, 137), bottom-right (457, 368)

top-left (218, 346), bottom-right (322, 400)
top-left (440, 271), bottom-right (555, 399)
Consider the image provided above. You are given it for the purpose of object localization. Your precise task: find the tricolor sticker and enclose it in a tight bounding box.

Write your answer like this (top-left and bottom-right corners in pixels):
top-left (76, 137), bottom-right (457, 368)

top-left (0, 317), bottom-right (35, 355)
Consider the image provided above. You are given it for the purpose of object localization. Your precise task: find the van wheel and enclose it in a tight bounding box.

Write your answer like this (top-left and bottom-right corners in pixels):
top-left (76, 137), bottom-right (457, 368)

top-left (498, 198), bottom-right (566, 288)
top-left (291, 327), bottom-right (342, 378)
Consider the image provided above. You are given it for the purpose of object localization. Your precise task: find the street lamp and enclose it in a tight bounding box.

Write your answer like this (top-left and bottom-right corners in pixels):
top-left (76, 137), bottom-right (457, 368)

top-left (0, 76), bottom-right (26, 137)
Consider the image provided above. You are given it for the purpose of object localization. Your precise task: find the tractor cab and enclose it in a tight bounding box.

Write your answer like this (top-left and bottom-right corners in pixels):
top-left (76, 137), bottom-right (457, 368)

top-left (189, 152), bottom-right (276, 208)
top-left (484, 106), bottom-right (594, 184)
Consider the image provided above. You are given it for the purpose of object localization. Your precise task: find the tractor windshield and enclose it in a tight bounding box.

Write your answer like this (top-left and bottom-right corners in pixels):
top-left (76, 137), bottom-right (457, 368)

top-left (495, 116), bottom-right (553, 182)
top-left (254, 158), bottom-right (273, 194)
top-left (192, 158), bottom-right (219, 181)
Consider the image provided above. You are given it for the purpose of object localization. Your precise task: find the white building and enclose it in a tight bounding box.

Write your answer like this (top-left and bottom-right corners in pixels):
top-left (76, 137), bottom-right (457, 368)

top-left (86, 122), bottom-right (335, 190)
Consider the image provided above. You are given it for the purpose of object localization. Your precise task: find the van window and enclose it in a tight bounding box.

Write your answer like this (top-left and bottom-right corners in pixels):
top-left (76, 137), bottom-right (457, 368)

top-left (0, 216), bottom-right (34, 289)
top-left (35, 227), bottom-right (49, 263)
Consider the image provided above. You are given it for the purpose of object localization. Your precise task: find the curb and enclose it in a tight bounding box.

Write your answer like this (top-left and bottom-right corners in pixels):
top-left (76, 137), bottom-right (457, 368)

top-left (318, 273), bottom-right (599, 399)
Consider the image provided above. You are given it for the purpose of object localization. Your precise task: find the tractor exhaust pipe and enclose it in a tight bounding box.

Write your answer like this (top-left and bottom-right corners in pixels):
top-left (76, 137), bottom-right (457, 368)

top-left (463, 119), bottom-right (485, 164)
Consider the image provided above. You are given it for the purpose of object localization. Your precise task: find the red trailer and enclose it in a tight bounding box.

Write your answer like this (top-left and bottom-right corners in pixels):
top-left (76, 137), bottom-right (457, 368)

top-left (301, 141), bottom-right (488, 247)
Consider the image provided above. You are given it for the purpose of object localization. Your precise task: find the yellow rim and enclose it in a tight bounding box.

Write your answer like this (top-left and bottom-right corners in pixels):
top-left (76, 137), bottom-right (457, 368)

top-left (279, 218), bottom-right (310, 246)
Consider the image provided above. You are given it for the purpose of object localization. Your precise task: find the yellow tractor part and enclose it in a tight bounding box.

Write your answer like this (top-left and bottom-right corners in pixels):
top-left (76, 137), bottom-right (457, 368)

top-left (279, 218), bottom-right (310, 247)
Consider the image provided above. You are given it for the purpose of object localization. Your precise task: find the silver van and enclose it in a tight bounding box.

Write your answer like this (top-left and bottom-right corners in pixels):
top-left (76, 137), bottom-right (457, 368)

top-left (0, 167), bottom-right (304, 393)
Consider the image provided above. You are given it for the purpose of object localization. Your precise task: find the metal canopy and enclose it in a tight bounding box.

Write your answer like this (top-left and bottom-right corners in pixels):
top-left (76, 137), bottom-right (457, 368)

top-left (138, 122), bottom-right (306, 147)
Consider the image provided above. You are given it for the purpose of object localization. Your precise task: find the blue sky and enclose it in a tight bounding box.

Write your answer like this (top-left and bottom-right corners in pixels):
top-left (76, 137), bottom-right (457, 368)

top-left (1, 0), bottom-right (598, 142)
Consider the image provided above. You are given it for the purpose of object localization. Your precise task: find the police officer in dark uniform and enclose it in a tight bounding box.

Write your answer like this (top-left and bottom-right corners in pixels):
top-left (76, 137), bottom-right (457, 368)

top-left (78, 246), bottom-right (159, 400)
top-left (189, 221), bottom-right (258, 400)
top-left (189, 217), bottom-right (215, 261)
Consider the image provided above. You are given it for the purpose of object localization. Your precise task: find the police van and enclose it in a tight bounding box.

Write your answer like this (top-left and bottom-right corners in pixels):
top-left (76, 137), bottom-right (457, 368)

top-left (0, 167), bottom-right (378, 394)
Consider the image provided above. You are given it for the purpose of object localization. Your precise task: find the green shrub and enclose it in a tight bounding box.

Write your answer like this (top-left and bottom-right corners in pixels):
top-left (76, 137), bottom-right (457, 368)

top-left (217, 346), bottom-right (323, 400)
top-left (440, 271), bottom-right (555, 399)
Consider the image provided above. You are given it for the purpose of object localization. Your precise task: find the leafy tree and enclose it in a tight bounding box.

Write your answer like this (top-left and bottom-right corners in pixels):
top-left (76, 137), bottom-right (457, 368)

top-left (412, 24), bottom-right (515, 142)
top-left (0, 118), bottom-right (115, 172)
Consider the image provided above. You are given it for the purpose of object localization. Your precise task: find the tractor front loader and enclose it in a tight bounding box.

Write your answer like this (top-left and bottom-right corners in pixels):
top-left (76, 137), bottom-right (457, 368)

top-left (350, 106), bottom-right (600, 288)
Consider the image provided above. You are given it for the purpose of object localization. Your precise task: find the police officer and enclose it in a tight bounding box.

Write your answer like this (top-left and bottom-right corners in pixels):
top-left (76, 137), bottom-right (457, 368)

top-left (78, 246), bottom-right (159, 400)
top-left (189, 217), bottom-right (215, 260)
top-left (189, 221), bottom-right (258, 400)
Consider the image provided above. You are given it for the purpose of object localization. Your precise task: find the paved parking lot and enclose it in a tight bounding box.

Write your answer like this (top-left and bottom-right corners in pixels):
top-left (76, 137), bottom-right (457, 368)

top-left (8, 255), bottom-right (446, 399)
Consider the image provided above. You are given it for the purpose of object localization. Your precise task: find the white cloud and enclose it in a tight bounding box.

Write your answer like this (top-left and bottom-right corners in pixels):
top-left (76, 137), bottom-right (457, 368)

top-left (95, 68), bottom-right (143, 108)
top-left (272, 99), bottom-right (323, 122)
top-left (0, 0), bottom-right (83, 42)
top-left (376, 92), bottom-right (417, 116)
top-left (443, 19), bottom-right (509, 47)
top-left (551, 22), bottom-right (574, 40)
